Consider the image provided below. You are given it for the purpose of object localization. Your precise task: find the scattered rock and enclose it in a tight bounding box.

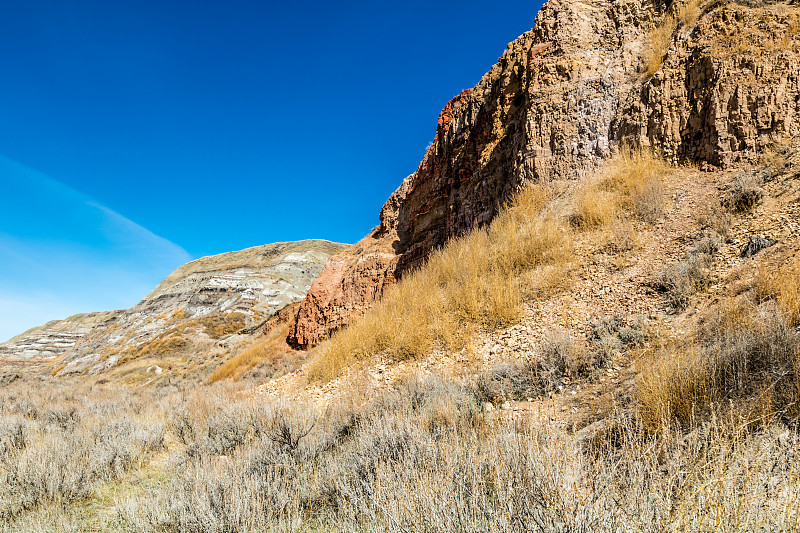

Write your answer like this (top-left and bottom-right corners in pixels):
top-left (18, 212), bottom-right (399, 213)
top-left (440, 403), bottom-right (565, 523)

top-left (741, 236), bottom-right (777, 257)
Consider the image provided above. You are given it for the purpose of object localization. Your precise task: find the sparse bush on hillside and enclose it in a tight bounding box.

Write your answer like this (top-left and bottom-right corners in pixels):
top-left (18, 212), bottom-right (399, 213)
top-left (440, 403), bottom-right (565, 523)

top-left (207, 323), bottom-right (296, 384)
top-left (722, 170), bottom-right (764, 213)
top-left (311, 184), bottom-right (574, 380)
top-left (589, 315), bottom-right (648, 366)
top-left (642, 0), bottom-right (702, 77)
top-left (608, 216), bottom-right (637, 252)
top-left (637, 288), bottom-right (800, 430)
top-left (655, 233), bottom-right (721, 312)
top-left (199, 312), bottom-right (246, 339)
top-left (756, 254), bottom-right (800, 326)
top-left (696, 200), bottom-right (732, 243)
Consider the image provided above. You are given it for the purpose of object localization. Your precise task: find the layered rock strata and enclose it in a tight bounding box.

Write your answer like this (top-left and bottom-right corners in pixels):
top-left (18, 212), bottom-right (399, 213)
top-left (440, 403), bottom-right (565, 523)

top-left (289, 0), bottom-right (800, 347)
top-left (0, 240), bottom-right (347, 374)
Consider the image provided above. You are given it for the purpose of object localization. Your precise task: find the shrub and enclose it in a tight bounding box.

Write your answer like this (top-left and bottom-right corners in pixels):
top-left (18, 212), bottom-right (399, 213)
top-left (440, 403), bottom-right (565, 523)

top-left (756, 254), bottom-right (800, 326)
top-left (642, 0), bottom-right (702, 77)
top-left (722, 170), bottom-right (764, 213)
top-left (655, 234), bottom-right (720, 312)
top-left (637, 295), bottom-right (800, 431)
top-left (0, 385), bottom-right (166, 523)
top-left (207, 323), bottom-right (294, 383)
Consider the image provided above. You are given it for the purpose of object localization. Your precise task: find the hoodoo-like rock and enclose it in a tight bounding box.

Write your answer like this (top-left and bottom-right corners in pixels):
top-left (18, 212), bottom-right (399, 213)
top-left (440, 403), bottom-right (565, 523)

top-left (289, 0), bottom-right (800, 347)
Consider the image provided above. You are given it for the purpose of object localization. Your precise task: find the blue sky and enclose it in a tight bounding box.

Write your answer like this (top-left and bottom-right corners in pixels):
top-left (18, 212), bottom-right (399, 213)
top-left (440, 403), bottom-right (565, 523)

top-left (0, 0), bottom-right (542, 341)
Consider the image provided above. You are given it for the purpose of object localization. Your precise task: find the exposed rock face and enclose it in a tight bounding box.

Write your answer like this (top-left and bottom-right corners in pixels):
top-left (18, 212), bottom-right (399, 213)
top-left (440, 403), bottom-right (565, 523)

top-left (0, 240), bottom-right (347, 375)
top-left (617, 1), bottom-right (800, 165)
top-left (289, 0), bottom-right (800, 347)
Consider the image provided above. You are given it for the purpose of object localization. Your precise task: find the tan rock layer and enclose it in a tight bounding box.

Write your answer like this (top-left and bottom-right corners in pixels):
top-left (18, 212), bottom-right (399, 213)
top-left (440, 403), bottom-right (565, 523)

top-left (288, 0), bottom-right (800, 348)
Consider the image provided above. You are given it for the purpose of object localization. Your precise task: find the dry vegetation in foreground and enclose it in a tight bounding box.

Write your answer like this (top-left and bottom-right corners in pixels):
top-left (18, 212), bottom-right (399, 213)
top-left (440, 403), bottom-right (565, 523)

top-left (310, 184), bottom-right (575, 381)
top-left (4, 371), bottom-right (799, 532)
top-left (639, 250), bottom-right (800, 431)
top-left (0, 384), bottom-right (165, 531)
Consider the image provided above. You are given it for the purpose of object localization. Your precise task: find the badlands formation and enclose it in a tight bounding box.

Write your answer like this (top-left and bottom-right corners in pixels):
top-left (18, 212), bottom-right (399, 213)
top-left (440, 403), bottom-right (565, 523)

top-left (0, 240), bottom-right (346, 381)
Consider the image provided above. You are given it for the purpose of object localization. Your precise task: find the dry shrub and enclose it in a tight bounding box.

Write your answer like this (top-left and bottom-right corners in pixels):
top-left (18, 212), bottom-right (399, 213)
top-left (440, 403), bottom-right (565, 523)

top-left (642, 0), bottom-right (702, 77)
top-left (637, 292), bottom-right (800, 431)
top-left (643, 13), bottom-right (677, 77)
top-left (637, 346), bottom-right (711, 429)
top-left (117, 373), bottom-right (800, 533)
top-left (0, 384), bottom-right (165, 525)
top-left (655, 233), bottom-right (720, 312)
top-left (573, 187), bottom-right (617, 229)
top-left (310, 185), bottom-right (574, 381)
top-left (722, 170), bottom-right (764, 213)
top-left (608, 217), bottom-right (637, 252)
top-left (696, 200), bottom-right (732, 243)
top-left (199, 312), bottom-right (246, 339)
top-left (605, 147), bottom-right (668, 223)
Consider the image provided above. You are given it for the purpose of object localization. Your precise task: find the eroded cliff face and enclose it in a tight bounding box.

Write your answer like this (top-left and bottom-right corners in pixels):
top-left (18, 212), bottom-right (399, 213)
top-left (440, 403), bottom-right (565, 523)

top-left (617, 1), bottom-right (800, 164)
top-left (289, 0), bottom-right (800, 348)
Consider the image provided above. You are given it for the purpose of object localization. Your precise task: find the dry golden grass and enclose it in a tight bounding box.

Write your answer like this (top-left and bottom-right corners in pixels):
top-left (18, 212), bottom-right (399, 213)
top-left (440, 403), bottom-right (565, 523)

top-left (756, 254), bottom-right (800, 326)
top-left (637, 289), bottom-right (800, 432)
top-left (309, 185), bottom-right (574, 381)
top-left (642, 0), bottom-right (702, 77)
top-left (573, 187), bottom-right (617, 229)
top-left (573, 147), bottom-right (670, 229)
top-left (198, 312), bottom-right (246, 339)
top-left (637, 346), bottom-right (711, 429)
top-left (207, 323), bottom-right (292, 383)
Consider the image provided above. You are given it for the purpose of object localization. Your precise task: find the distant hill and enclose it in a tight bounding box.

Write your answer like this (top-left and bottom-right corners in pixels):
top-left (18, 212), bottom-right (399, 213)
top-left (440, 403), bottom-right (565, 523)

top-left (0, 240), bottom-right (347, 382)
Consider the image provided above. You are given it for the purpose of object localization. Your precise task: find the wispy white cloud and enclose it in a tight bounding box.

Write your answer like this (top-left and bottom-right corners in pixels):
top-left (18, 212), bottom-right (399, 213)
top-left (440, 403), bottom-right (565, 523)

top-left (0, 155), bottom-right (191, 342)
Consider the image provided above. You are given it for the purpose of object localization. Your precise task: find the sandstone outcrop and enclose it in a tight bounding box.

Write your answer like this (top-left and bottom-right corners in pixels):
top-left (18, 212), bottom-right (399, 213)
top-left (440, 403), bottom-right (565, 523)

top-left (289, 0), bottom-right (800, 347)
top-left (0, 240), bottom-right (347, 375)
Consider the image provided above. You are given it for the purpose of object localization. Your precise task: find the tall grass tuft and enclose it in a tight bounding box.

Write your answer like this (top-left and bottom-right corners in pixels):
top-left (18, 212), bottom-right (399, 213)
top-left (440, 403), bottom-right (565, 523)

top-left (642, 0), bottom-right (702, 77)
top-left (637, 292), bottom-right (800, 431)
top-left (573, 147), bottom-right (670, 229)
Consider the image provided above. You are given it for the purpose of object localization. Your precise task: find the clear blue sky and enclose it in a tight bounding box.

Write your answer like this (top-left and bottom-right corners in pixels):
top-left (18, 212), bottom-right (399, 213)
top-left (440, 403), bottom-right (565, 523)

top-left (0, 0), bottom-right (543, 341)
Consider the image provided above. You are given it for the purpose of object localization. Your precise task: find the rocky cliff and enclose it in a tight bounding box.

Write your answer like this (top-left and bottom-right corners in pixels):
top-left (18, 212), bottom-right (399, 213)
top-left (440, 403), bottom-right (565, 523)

top-left (0, 240), bottom-right (347, 376)
top-left (289, 0), bottom-right (800, 348)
